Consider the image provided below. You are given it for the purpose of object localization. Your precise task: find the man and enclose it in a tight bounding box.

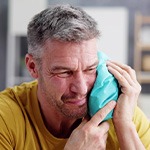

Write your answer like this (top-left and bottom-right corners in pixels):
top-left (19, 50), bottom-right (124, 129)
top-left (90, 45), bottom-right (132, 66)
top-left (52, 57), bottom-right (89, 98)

top-left (0, 4), bottom-right (149, 149)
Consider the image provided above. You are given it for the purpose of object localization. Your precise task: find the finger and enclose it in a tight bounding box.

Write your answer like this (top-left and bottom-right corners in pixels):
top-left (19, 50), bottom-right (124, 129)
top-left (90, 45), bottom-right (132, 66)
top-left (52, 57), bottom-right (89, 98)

top-left (97, 133), bottom-right (108, 149)
top-left (97, 122), bottom-right (109, 149)
top-left (107, 61), bottom-right (142, 95)
top-left (107, 61), bottom-right (137, 81)
top-left (76, 115), bottom-right (91, 130)
top-left (98, 121), bottom-right (110, 133)
top-left (80, 115), bottom-right (90, 126)
top-left (89, 101), bottom-right (116, 126)
top-left (103, 130), bottom-right (109, 142)
top-left (107, 65), bottom-right (134, 87)
top-left (107, 61), bottom-right (137, 87)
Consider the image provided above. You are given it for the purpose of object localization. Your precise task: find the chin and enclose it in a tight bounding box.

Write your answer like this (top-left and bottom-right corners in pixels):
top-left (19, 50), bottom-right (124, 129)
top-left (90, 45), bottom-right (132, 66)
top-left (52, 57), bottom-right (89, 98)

top-left (61, 106), bottom-right (87, 119)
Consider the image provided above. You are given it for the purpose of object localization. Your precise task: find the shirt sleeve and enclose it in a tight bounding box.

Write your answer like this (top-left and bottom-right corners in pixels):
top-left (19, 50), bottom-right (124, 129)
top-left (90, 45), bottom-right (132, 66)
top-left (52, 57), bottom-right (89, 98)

top-left (0, 115), bottom-right (14, 150)
top-left (0, 94), bottom-right (21, 150)
top-left (133, 106), bottom-right (150, 149)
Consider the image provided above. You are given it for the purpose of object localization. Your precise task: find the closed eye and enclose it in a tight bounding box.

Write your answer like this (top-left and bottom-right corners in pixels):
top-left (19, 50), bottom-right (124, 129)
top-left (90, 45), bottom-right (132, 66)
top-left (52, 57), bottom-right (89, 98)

top-left (85, 67), bottom-right (97, 74)
top-left (52, 71), bottom-right (73, 78)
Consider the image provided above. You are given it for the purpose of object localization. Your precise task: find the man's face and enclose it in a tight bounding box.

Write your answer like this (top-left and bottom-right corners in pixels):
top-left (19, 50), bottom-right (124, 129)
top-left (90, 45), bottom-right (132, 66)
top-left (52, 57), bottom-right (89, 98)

top-left (38, 39), bottom-right (99, 119)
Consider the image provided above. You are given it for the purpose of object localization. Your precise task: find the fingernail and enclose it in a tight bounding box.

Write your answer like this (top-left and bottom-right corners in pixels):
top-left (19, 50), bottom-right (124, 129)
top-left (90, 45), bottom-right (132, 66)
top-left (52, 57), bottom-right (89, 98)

top-left (110, 100), bottom-right (116, 107)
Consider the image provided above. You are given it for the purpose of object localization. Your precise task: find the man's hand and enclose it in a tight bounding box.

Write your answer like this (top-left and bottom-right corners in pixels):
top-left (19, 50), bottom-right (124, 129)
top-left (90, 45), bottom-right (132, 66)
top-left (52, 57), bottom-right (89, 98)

top-left (64, 101), bottom-right (116, 150)
top-left (107, 61), bottom-right (141, 124)
top-left (107, 61), bottom-right (145, 150)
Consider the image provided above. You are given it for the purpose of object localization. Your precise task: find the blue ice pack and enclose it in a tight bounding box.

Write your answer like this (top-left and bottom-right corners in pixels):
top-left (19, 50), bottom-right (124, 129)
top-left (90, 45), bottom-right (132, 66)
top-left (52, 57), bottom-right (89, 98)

top-left (88, 51), bottom-right (119, 121)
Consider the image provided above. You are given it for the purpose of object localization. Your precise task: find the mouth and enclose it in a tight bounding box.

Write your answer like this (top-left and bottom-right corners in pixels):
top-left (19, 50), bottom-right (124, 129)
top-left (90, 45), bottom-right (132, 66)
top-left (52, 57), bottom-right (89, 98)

top-left (65, 98), bottom-right (87, 106)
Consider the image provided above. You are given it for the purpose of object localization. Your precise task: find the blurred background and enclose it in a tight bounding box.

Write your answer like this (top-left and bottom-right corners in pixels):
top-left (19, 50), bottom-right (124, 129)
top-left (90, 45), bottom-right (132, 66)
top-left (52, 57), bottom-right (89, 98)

top-left (0, 0), bottom-right (150, 118)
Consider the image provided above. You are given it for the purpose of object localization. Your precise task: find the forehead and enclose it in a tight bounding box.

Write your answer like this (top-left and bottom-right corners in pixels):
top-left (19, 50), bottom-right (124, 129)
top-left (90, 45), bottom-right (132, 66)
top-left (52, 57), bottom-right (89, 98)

top-left (43, 39), bottom-right (98, 68)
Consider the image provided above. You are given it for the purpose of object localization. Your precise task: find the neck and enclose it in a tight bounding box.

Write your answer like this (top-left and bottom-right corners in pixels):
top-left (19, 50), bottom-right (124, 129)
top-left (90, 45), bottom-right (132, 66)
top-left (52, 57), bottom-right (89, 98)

top-left (38, 99), bottom-right (82, 138)
top-left (45, 116), bottom-right (82, 138)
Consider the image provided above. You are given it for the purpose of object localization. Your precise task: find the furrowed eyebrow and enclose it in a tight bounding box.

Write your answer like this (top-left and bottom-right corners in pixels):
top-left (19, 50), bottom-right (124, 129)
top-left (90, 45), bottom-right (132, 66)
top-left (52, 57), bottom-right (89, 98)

top-left (86, 60), bottom-right (99, 69)
top-left (51, 66), bottom-right (72, 72)
top-left (51, 60), bottom-right (99, 72)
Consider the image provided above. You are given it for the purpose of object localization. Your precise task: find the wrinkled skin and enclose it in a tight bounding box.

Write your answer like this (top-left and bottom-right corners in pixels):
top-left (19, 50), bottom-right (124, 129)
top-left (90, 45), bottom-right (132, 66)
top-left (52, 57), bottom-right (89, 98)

top-left (26, 39), bottom-right (144, 149)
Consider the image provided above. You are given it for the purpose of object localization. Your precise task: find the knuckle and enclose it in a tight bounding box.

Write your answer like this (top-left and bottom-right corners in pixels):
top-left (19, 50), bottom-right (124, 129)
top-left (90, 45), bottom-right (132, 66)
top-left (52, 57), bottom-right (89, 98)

top-left (73, 124), bottom-right (91, 136)
top-left (93, 134), bottom-right (106, 148)
top-left (134, 83), bottom-right (142, 94)
top-left (123, 86), bottom-right (134, 96)
top-left (132, 68), bottom-right (136, 74)
top-left (98, 112), bottom-right (105, 121)
top-left (138, 84), bottom-right (142, 92)
top-left (81, 124), bottom-right (94, 135)
top-left (118, 74), bottom-right (124, 81)
top-left (126, 65), bottom-right (132, 71)
top-left (94, 133), bottom-right (101, 141)
top-left (121, 70), bottom-right (126, 75)
top-left (103, 122), bottom-right (110, 130)
top-left (125, 65), bottom-right (136, 75)
top-left (80, 124), bottom-right (108, 149)
top-left (128, 85), bottom-right (140, 96)
top-left (121, 70), bottom-right (129, 78)
top-left (98, 141), bottom-right (106, 150)
top-left (81, 125), bottom-right (90, 133)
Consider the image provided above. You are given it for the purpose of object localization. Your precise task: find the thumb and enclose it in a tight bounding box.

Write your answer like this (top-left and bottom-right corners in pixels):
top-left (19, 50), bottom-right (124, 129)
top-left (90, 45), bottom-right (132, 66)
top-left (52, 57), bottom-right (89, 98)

top-left (89, 101), bottom-right (116, 126)
top-left (77, 115), bottom-right (90, 128)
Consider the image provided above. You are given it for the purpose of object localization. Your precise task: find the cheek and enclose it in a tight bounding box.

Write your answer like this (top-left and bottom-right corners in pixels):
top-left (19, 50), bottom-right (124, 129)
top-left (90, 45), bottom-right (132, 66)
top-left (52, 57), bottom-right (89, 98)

top-left (50, 77), bottom-right (69, 94)
top-left (87, 74), bottom-right (97, 90)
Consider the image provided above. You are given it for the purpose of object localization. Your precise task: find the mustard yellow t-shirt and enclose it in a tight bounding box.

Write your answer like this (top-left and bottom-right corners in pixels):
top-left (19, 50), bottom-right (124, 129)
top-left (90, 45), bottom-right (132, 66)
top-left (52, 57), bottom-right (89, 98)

top-left (0, 81), bottom-right (149, 150)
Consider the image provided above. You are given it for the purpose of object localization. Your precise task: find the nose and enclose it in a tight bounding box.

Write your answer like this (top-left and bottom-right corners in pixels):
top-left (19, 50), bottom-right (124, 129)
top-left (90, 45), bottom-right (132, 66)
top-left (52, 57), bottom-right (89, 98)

top-left (70, 71), bottom-right (88, 96)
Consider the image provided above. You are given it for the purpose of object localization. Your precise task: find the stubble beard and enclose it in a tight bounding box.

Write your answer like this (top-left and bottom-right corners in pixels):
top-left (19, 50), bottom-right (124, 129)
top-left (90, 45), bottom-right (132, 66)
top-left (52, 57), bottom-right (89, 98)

top-left (39, 75), bottom-right (88, 119)
top-left (47, 93), bottom-right (88, 119)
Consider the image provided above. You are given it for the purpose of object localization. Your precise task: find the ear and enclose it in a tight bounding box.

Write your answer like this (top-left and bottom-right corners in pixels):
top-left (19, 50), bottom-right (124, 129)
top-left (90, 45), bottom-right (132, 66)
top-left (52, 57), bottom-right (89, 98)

top-left (25, 53), bottom-right (38, 79)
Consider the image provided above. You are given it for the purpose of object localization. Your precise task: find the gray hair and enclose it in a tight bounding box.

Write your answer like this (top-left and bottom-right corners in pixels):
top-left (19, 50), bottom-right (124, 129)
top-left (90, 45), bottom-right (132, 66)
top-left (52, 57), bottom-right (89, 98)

top-left (27, 4), bottom-right (100, 60)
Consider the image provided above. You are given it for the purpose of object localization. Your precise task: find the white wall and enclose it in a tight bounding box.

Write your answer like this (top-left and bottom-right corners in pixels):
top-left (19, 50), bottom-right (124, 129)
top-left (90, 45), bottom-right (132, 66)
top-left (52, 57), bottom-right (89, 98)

top-left (8, 4), bottom-right (128, 62)
top-left (7, 0), bottom-right (47, 86)
top-left (6, 4), bottom-right (128, 86)
top-left (83, 7), bottom-right (128, 64)
top-left (8, 0), bottom-right (47, 35)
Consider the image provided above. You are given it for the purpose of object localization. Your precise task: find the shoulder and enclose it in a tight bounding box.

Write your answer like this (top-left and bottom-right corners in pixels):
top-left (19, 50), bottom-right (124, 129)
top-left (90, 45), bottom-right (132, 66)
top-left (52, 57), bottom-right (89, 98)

top-left (0, 80), bottom-right (38, 138)
top-left (0, 89), bottom-right (26, 130)
top-left (133, 106), bottom-right (149, 125)
top-left (133, 106), bottom-right (150, 149)
top-left (133, 106), bottom-right (150, 132)
top-left (0, 93), bottom-right (25, 148)
top-left (0, 80), bottom-right (38, 121)
top-left (0, 80), bottom-right (38, 148)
